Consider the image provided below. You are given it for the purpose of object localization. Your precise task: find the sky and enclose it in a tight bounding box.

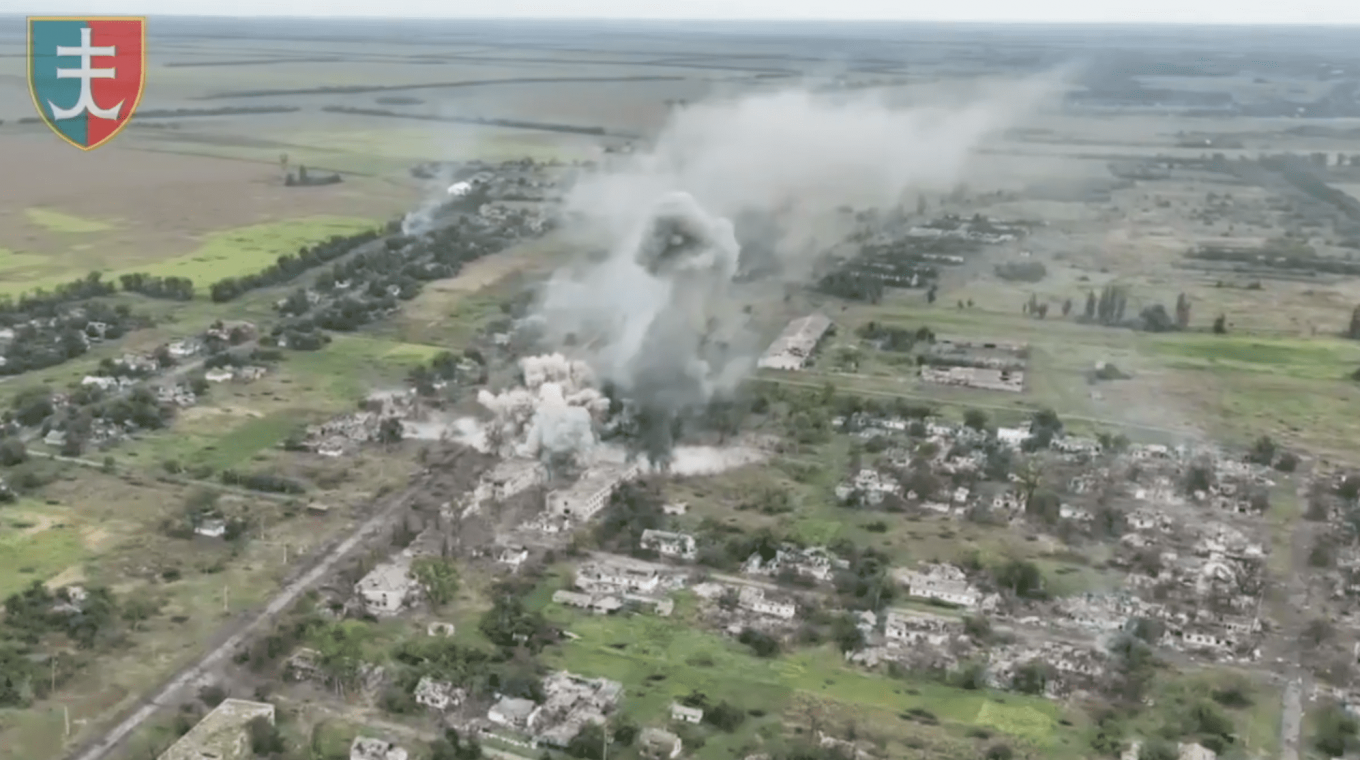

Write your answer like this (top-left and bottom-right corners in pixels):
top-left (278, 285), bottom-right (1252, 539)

top-left (13, 0), bottom-right (1360, 26)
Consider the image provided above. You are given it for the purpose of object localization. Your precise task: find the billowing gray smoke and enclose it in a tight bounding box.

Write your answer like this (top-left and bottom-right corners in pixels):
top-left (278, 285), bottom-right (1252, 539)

top-left (535, 78), bottom-right (1064, 419)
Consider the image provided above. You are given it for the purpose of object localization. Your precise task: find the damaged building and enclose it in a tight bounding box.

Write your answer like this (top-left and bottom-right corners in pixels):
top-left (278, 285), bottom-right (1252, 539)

top-left (546, 463), bottom-right (641, 522)
top-left (756, 313), bottom-right (833, 371)
top-left (488, 671), bottom-right (623, 748)
top-left (158, 699), bottom-right (276, 760)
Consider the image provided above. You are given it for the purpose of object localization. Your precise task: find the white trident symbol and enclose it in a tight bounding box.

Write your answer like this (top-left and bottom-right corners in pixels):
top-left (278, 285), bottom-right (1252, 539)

top-left (47, 27), bottom-right (124, 121)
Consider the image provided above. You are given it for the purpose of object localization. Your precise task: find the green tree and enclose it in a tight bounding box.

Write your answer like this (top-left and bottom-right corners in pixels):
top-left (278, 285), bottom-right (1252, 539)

top-left (1140, 738), bottom-right (1177, 760)
top-left (413, 557), bottom-right (460, 608)
top-left (963, 409), bottom-right (989, 431)
top-left (1316, 703), bottom-right (1360, 757)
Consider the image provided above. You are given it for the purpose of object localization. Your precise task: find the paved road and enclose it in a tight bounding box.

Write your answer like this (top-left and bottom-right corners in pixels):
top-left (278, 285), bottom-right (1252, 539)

top-left (63, 462), bottom-right (430, 760)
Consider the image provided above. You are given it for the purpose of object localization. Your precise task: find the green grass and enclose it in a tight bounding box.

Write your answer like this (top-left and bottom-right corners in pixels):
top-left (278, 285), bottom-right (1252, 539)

top-left (1118, 668), bottom-right (1282, 758)
top-left (127, 216), bottom-right (378, 287)
top-left (190, 412), bottom-right (308, 470)
top-left (24, 208), bottom-right (117, 234)
top-left (0, 216), bottom-right (381, 297)
top-left (0, 247), bottom-right (53, 276)
top-left (283, 333), bottom-right (445, 401)
top-left (0, 507), bottom-right (86, 597)
top-left (1142, 333), bottom-right (1360, 381)
top-left (542, 608), bottom-right (1065, 756)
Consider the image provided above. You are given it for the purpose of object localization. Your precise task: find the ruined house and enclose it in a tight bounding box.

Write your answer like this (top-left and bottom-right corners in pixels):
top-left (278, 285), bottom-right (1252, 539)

top-left (896, 563), bottom-right (981, 608)
top-left (157, 699), bottom-right (276, 760)
top-left (575, 556), bottom-right (684, 596)
top-left (738, 586), bottom-right (797, 620)
top-left (742, 545), bottom-right (847, 582)
top-left (546, 463), bottom-right (640, 521)
top-left (639, 529), bottom-right (697, 560)
top-left (883, 609), bottom-right (961, 646)
top-left (834, 469), bottom-right (902, 506)
top-left (920, 365), bottom-right (1025, 393)
top-left (488, 696), bottom-right (537, 729)
top-left (670, 703), bottom-right (703, 724)
top-left (350, 736), bottom-right (408, 760)
top-left (472, 458), bottom-right (546, 508)
top-left (414, 676), bottom-right (466, 712)
top-left (639, 728), bottom-right (683, 759)
top-left (354, 557), bottom-right (419, 617)
top-left (526, 671), bottom-right (624, 748)
top-left (553, 589), bottom-right (624, 615)
top-left (756, 312), bottom-right (833, 370)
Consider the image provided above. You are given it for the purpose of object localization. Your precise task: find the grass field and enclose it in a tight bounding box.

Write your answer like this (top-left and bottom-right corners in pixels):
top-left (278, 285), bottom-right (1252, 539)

top-left (541, 605), bottom-right (1070, 759)
top-left (0, 500), bottom-right (88, 598)
top-left (0, 459), bottom-right (405, 760)
top-left (0, 215), bottom-right (380, 296)
top-left (823, 291), bottom-right (1360, 458)
top-left (25, 208), bottom-right (118, 234)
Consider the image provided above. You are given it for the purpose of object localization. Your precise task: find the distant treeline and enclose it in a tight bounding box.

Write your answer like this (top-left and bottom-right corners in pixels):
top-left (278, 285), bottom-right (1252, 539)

top-left (13, 106), bottom-right (299, 125)
top-left (208, 224), bottom-right (393, 303)
top-left (220, 469), bottom-right (306, 494)
top-left (1186, 246), bottom-right (1360, 276)
top-left (321, 105), bottom-right (626, 137)
top-left (164, 57), bottom-right (342, 68)
top-left (0, 273), bottom-right (116, 318)
top-left (195, 74), bottom-right (686, 100)
top-left (0, 273), bottom-right (154, 377)
top-left (1258, 154), bottom-right (1360, 222)
top-left (119, 273), bottom-right (195, 301)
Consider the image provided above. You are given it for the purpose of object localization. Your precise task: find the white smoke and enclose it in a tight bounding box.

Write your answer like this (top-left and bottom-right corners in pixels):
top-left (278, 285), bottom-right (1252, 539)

top-left (534, 78), bottom-right (1065, 414)
top-left (476, 353), bottom-right (610, 463)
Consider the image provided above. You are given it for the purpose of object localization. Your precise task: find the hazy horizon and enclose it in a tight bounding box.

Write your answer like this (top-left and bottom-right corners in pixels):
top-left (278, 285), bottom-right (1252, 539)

top-left (6, 1), bottom-right (1360, 26)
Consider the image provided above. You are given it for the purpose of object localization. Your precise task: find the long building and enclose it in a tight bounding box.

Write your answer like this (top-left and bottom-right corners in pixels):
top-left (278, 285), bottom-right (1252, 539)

top-left (756, 313), bottom-right (833, 371)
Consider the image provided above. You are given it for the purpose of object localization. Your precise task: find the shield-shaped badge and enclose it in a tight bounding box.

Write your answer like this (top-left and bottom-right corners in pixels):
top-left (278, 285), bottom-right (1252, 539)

top-left (28, 17), bottom-right (146, 151)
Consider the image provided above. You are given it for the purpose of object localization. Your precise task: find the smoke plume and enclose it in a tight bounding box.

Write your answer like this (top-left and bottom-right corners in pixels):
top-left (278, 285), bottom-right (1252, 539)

top-left (476, 353), bottom-right (610, 463)
top-left (535, 77), bottom-right (1065, 427)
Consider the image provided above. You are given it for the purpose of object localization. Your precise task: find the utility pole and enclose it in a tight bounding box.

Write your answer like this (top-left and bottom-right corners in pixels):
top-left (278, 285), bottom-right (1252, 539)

top-left (50, 654), bottom-right (57, 692)
top-left (223, 585), bottom-right (229, 613)
top-left (64, 705), bottom-right (70, 738)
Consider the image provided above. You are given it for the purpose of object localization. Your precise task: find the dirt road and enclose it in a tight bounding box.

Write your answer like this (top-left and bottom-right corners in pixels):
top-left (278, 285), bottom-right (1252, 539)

top-left (62, 456), bottom-right (439, 760)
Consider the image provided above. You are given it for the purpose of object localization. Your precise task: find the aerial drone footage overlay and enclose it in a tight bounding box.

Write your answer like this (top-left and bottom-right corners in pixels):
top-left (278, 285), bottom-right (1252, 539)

top-left (0, 11), bottom-right (1358, 760)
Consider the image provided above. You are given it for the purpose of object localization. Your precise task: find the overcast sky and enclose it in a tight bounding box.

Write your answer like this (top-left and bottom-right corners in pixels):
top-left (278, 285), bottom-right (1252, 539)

top-left (10, 1), bottom-right (1359, 25)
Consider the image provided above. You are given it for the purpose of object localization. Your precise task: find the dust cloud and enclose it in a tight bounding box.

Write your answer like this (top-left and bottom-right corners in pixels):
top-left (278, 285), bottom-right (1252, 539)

top-left (534, 76), bottom-right (1069, 417)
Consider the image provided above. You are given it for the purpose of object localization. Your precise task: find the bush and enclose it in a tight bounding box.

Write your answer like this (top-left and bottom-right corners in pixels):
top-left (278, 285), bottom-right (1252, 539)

top-left (737, 627), bottom-right (781, 658)
top-left (994, 260), bottom-right (1047, 282)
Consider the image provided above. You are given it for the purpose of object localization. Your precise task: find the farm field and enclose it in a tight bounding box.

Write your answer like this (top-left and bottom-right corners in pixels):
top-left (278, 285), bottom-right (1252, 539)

top-left (1, 14), bottom-right (1360, 760)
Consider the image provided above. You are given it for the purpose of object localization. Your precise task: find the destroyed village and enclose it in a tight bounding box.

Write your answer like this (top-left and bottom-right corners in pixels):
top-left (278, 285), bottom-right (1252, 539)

top-left (11, 16), bottom-right (1360, 760)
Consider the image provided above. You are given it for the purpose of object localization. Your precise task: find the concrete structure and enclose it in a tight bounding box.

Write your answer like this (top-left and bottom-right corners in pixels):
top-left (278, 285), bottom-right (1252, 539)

top-left (195, 519), bottom-right (227, 539)
top-left (414, 676), bottom-right (465, 712)
top-left (640, 529), bottom-right (697, 560)
top-left (738, 586), bottom-right (796, 619)
top-left (884, 609), bottom-right (959, 646)
top-left (670, 703), bottom-right (703, 724)
top-left (426, 622), bottom-right (455, 637)
top-left (157, 699), bottom-right (275, 760)
top-left (576, 558), bottom-right (666, 595)
top-left (639, 728), bottom-right (683, 759)
top-left (528, 671), bottom-right (624, 748)
top-left (553, 589), bottom-right (624, 614)
top-left (350, 736), bottom-right (408, 760)
top-left (488, 696), bottom-right (537, 728)
top-left (920, 365), bottom-right (1025, 393)
top-left (897, 564), bottom-right (980, 608)
top-left (546, 464), bottom-right (640, 521)
top-left (354, 557), bottom-right (418, 617)
top-left (475, 458), bottom-right (546, 504)
top-left (756, 313), bottom-right (833, 370)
